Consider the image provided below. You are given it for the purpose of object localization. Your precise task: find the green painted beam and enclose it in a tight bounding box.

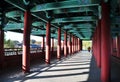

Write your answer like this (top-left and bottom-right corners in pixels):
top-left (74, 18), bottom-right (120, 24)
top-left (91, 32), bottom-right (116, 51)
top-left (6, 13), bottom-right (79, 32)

top-left (51, 34), bottom-right (57, 38)
top-left (63, 23), bottom-right (94, 30)
top-left (51, 16), bottom-right (97, 23)
top-left (73, 24), bottom-right (94, 28)
top-left (31, 0), bottom-right (99, 12)
top-left (61, 37), bottom-right (64, 40)
top-left (31, 30), bottom-right (46, 35)
top-left (81, 38), bottom-right (91, 40)
top-left (4, 23), bottom-right (23, 31)
top-left (79, 30), bottom-right (93, 32)
top-left (68, 30), bottom-right (84, 38)
top-left (68, 29), bottom-right (93, 33)
top-left (5, 0), bottom-right (59, 29)
top-left (5, 0), bottom-right (26, 11)
top-left (53, 7), bottom-right (96, 14)
top-left (6, 10), bottom-right (23, 18)
top-left (32, 21), bottom-right (45, 27)
top-left (7, 17), bottom-right (23, 23)
top-left (31, 14), bottom-right (59, 29)
top-left (63, 24), bottom-right (73, 29)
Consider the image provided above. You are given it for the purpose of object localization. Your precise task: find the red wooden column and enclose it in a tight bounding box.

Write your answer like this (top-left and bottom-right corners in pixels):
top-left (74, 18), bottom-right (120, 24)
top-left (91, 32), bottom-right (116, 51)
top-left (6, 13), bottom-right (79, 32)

top-left (78, 38), bottom-right (80, 51)
top-left (22, 10), bottom-right (31, 73)
top-left (112, 37), bottom-right (117, 56)
top-left (93, 28), bottom-right (97, 61)
top-left (68, 35), bottom-right (71, 55)
top-left (110, 38), bottom-right (113, 55)
top-left (96, 20), bottom-right (101, 68)
top-left (77, 38), bottom-right (80, 52)
top-left (92, 37), bottom-right (94, 55)
top-left (73, 36), bottom-right (75, 53)
top-left (80, 39), bottom-right (82, 51)
top-left (45, 21), bottom-right (51, 64)
top-left (75, 37), bottom-right (76, 52)
top-left (64, 31), bottom-right (67, 57)
top-left (74, 36), bottom-right (76, 53)
top-left (72, 35), bottom-right (74, 54)
top-left (57, 27), bottom-right (61, 60)
top-left (0, 26), bottom-right (4, 69)
top-left (74, 37), bottom-right (76, 52)
top-left (51, 38), bottom-right (54, 55)
top-left (0, 10), bottom-right (5, 69)
top-left (76, 37), bottom-right (77, 52)
top-left (117, 35), bottom-right (120, 58)
top-left (101, 1), bottom-right (111, 82)
top-left (70, 35), bottom-right (72, 55)
top-left (41, 35), bottom-right (45, 52)
top-left (77, 38), bottom-right (78, 51)
top-left (61, 41), bottom-right (64, 51)
top-left (77, 38), bottom-right (78, 52)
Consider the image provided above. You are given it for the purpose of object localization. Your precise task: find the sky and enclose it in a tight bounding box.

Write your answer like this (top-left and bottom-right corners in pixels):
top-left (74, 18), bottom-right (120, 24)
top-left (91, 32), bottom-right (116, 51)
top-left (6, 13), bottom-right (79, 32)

top-left (5, 31), bottom-right (42, 43)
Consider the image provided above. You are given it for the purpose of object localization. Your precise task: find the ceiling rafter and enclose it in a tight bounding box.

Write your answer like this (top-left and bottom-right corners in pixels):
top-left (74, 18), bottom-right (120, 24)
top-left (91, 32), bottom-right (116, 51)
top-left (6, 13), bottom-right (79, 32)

top-left (31, 0), bottom-right (99, 12)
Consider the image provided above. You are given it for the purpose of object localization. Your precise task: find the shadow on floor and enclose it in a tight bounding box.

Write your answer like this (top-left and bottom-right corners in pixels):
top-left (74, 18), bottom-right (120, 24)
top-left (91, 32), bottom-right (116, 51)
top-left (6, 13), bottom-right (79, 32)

top-left (2, 51), bottom-right (120, 82)
top-left (83, 55), bottom-right (101, 82)
top-left (111, 57), bottom-right (120, 82)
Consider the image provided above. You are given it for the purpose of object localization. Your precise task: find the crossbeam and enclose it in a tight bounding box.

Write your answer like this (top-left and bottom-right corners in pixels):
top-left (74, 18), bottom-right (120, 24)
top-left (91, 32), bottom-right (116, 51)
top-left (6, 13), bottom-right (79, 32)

top-left (51, 16), bottom-right (97, 23)
top-left (4, 23), bottom-right (23, 30)
top-left (53, 7), bottom-right (96, 14)
top-left (31, 0), bottom-right (99, 12)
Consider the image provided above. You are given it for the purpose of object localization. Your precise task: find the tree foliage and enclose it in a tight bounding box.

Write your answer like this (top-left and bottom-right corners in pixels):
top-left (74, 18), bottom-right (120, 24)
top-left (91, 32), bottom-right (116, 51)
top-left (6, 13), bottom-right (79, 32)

top-left (4, 39), bottom-right (15, 48)
top-left (4, 34), bottom-right (15, 48)
top-left (82, 40), bottom-right (92, 50)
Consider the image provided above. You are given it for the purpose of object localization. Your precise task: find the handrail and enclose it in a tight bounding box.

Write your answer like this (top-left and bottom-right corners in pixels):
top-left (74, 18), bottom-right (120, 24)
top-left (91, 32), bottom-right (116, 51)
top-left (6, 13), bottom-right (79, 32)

top-left (4, 48), bottom-right (42, 56)
top-left (4, 47), bottom-right (59, 56)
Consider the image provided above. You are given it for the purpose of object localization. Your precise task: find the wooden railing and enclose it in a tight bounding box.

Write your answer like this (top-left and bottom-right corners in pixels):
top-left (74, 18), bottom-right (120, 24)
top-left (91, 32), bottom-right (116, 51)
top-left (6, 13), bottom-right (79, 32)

top-left (4, 47), bottom-right (59, 56)
top-left (4, 48), bottom-right (22, 56)
top-left (4, 48), bottom-right (42, 56)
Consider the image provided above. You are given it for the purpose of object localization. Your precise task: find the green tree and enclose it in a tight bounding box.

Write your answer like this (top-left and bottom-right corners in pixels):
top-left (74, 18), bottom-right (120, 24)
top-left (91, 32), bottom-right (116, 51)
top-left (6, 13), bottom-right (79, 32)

top-left (4, 39), bottom-right (15, 48)
top-left (83, 40), bottom-right (92, 50)
top-left (4, 33), bottom-right (16, 48)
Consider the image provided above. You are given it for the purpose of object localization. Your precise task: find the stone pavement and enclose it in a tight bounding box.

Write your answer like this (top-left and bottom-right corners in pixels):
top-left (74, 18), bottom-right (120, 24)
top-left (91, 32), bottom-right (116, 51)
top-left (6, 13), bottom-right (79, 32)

top-left (0, 51), bottom-right (101, 82)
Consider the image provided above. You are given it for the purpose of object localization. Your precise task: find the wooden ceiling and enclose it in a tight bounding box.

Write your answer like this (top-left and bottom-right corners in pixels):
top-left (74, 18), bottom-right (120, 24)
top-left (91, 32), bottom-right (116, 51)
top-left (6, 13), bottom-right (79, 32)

top-left (0, 0), bottom-right (120, 40)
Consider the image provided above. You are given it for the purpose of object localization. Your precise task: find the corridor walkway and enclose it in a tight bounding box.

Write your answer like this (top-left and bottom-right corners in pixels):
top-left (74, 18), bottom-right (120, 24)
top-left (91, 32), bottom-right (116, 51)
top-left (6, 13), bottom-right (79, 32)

top-left (0, 51), bottom-right (101, 82)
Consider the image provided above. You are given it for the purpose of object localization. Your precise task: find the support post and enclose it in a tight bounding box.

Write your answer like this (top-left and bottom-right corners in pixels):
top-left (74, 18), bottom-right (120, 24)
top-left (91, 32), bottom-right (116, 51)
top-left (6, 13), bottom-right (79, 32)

top-left (69, 35), bottom-right (72, 55)
top-left (68, 35), bottom-right (71, 55)
top-left (101, 2), bottom-right (111, 82)
top-left (93, 28), bottom-right (97, 61)
top-left (117, 35), bottom-right (120, 58)
top-left (51, 38), bottom-right (54, 55)
top-left (72, 35), bottom-right (74, 54)
top-left (75, 37), bottom-right (76, 52)
top-left (78, 38), bottom-right (80, 51)
top-left (0, 26), bottom-right (4, 69)
top-left (0, 9), bottom-right (5, 69)
top-left (97, 20), bottom-right (101, 68)
top-left (64, 31), bottom-right (67, 57)
top-left (73, 36), bottom-right (75, 53)
top-left (112, 37), bottom-right (117, 56)
top-left (22, 10), bottom-right (31, 73)
top-left (45, 21), bottom-right (51, 64)
top-left (41, 35), bottom-right (45, 52)
top-left (80, 39), bottom-right (82, 51)
top-left (77, 38), bottom-right (78, 52)
top-left (57, 27), bottom-right (61, 60)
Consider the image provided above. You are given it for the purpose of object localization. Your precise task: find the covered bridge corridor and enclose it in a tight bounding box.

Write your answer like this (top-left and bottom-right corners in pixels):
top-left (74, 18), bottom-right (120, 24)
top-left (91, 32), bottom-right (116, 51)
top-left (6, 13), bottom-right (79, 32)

top-left (0, 0), bottom-right (120, 82)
